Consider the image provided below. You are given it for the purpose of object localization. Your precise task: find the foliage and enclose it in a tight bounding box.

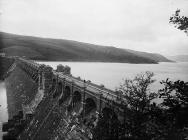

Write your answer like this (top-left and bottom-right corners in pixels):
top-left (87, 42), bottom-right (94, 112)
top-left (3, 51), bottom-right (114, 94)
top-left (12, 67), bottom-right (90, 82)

top-left (92, 110), bottom-right (120, 140)
top-left (118, 71), bottom-right (157, 113)
top-left (159, 79), bottom-right (188, 110)
top-left (170, 9), bottom-right (188, 34)
top-left (92, 72), bottom-right (188, 140)
top-left (117, 71), bottom-right (162, 139)
top-left (159, 79), bottom-right (188, 139)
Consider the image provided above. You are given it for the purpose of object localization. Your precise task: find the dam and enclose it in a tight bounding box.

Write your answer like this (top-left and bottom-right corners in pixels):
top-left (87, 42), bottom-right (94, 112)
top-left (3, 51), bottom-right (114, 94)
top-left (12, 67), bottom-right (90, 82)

top-left (2, 56), bottom-right (128, 140)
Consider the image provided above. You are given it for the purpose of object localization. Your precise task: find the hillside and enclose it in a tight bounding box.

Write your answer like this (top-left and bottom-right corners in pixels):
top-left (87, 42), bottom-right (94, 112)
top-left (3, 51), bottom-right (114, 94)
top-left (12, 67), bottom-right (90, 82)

top-left (0, 32), bottom-right (171, 63)
top-left (167, 55), bottom-right (188, 62)
top-left (125, 49), bottom-right (172, 62)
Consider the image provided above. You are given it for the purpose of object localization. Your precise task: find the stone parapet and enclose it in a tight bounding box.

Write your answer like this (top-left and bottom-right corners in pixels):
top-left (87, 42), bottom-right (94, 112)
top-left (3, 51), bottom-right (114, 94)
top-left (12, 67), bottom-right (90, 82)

top-left (42, 66), bottom-right (53, 96)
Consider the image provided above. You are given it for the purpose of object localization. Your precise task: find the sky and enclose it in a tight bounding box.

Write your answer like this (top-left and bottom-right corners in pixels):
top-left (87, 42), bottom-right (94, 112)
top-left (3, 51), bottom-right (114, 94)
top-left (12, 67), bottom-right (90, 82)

top-left (0, 0), bottom-right (188, 56)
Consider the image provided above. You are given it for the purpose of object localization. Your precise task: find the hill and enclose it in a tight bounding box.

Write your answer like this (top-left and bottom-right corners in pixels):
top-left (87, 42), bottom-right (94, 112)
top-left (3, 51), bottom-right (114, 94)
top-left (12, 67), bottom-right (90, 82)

top-left (125, 49), bottom-right (172, 62)
top-left (167, 55), bottom-right (188, 62)
top-left (0, 32), bottom-right (171, 63)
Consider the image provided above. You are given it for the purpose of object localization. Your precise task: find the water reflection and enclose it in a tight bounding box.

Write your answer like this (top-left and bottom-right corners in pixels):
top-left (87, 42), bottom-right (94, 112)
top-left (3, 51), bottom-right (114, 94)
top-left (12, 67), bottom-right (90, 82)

top-left (0, 81), bottom-right (8, 139)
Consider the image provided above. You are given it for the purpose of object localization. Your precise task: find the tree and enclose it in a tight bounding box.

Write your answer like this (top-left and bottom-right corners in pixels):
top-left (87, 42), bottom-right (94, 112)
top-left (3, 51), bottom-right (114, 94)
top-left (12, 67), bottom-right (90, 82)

top-left (92, 72), bottom-right (188, 140)
top-left (92, 110), bottom-right (120, 140)
top-left (117, 71), bottom-right (161, 139)
top-left (159, 79), bottom-right (188, 139)
top-left (170, 9), bottom-right (188, 35)
top-left (118, 71), bottom-right (157, 113)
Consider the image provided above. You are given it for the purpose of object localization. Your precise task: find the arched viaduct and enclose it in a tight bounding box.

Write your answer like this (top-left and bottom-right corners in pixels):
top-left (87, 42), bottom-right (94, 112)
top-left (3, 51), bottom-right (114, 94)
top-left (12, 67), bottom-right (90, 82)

top-left (15, 57), bottom-right (127, 124)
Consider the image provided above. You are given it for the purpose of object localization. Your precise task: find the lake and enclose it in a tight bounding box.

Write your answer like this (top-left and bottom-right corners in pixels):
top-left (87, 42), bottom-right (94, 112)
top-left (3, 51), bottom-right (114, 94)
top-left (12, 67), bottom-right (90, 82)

top-left (38, 61), bottom-right (188, 91)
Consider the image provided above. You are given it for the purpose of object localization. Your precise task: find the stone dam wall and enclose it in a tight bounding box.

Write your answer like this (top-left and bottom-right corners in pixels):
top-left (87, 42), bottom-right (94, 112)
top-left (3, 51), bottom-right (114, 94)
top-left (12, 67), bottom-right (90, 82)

top-left (5, 65), bottom-right (38, 119)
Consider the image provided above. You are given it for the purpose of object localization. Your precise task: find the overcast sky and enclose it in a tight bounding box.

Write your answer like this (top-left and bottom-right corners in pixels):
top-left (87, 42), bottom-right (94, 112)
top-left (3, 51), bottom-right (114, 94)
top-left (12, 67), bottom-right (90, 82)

top-left (0, 0), bottom-right (188, 56)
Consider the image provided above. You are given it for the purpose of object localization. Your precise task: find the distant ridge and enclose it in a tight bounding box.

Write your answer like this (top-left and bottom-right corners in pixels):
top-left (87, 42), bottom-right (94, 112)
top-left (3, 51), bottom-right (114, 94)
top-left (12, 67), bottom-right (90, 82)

top-left (167, 55), bottom-right (188, 62)
top-left (0, 32), bottom-right (171, 64)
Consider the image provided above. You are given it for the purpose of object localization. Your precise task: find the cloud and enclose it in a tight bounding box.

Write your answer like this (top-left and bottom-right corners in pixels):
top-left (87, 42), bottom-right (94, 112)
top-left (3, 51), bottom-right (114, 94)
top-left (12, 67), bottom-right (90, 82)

top-left (0, 0), bottom-right (188, 55)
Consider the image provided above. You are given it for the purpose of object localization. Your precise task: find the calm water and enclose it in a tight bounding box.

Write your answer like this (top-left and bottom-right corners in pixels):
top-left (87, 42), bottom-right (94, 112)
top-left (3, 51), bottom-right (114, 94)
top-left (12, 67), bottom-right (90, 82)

top-left (0, 81), bottom-right (8, 140)
top-left (38, 62), bottom-right (188, 91)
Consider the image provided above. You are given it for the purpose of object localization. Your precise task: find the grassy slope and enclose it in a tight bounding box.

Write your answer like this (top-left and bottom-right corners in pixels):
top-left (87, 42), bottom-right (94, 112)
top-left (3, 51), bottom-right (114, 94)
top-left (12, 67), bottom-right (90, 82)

top-left (0, 32), bottom-right (171, 63)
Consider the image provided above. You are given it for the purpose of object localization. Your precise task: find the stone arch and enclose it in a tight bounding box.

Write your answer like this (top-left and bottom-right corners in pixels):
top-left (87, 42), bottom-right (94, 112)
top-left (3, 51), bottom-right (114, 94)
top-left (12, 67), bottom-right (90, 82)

top-left (53, 82), bottom-right (62, 98)
top-left (85, 98), bottom-right (97, 115)
top-left (70, 91), bottom-right (82, 113)
top-left (64, 86), bottom-right (71, 99)
top-left (57, 82), bottom-right (63, 94)
top-left (59, 86), bottom-right (71, 105)
top-left (52, 79), bottom-right (56, 88)
top-left (72, 91), bottom-right (81, 106)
